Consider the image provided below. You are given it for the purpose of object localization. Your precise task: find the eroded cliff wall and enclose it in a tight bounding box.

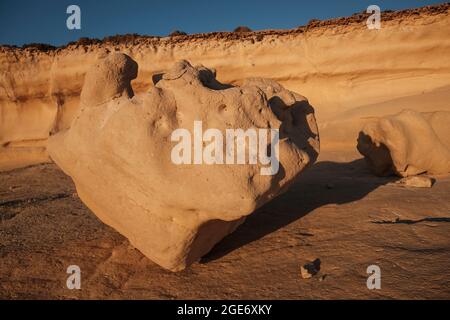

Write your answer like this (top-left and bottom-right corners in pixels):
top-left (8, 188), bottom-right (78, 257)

top-left (1, 4), bottom-right (450, 170)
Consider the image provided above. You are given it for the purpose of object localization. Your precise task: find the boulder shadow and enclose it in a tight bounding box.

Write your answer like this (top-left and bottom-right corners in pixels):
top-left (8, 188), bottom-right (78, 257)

top-left (201, 158), bottom-right (398, 263)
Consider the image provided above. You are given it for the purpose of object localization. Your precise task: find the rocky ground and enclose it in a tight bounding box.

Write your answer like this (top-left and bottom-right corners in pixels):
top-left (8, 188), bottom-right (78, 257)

top-left (1, 151), bottom-right (449, 299)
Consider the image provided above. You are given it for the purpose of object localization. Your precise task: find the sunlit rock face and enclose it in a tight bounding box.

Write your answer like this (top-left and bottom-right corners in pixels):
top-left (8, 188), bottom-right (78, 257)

top-left (48, 53), bottom-right (320, 271)
top-left (357, 110), bottom-right (450, 177)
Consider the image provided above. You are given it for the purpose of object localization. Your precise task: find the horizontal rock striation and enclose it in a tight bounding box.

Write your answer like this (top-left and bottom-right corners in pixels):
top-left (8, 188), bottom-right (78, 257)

top-left (1, 4), bottom-right (450, 170)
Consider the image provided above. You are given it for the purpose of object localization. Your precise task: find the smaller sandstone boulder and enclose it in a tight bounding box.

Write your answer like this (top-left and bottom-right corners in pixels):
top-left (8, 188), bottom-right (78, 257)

top-left (357, 110), bottom-right (450, 177)
top-left (300, 258), bottom-right (321, 279)
top-left (396, 176), bottom-right (434, 188)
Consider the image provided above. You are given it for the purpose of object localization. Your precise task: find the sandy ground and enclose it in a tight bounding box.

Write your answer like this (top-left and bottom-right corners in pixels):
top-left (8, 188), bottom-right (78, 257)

top-left (1, 150), bottom-right (449, 299)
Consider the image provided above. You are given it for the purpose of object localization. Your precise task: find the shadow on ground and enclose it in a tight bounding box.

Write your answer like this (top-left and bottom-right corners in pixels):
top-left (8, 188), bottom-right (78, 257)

top-left (202, 158), bottom-right (398, 263)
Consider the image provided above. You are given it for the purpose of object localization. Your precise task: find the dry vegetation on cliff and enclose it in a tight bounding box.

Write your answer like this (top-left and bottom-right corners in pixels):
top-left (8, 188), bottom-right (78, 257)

top-left (1, 3), bottom-right (448, 51)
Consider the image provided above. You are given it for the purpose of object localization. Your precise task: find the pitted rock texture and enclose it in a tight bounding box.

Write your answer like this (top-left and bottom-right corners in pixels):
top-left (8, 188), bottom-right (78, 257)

top-left (357, 110), bottom-right (450, 177)
top-left (48, 53), bottom-right (320, 271)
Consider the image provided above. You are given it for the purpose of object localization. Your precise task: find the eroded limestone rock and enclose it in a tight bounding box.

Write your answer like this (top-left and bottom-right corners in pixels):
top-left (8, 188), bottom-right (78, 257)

top-left (357, 110), bottom-right (450, 177)
top-left (48, 53), bottom-right (320, 271)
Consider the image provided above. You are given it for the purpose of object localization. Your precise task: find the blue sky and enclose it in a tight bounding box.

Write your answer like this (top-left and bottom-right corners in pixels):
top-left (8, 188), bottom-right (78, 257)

top-left (0, 0), bottom-right (445, 46)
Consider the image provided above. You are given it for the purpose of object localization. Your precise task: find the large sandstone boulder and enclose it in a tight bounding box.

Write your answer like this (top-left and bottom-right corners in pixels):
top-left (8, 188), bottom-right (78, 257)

top-left (357, 110), bottom-right (450, 177)
top-left (48, 53), bottom-right (320, 271)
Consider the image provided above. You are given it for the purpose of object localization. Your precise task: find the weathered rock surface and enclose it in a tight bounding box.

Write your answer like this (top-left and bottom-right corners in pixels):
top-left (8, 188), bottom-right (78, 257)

top-left (396, 176), bottom-right (434, 188)
top-left (48, 53), bottom-right (319, 271)
top-left (300, 258), bottom-right (321, 279)
top-left (357, 110), bottom-right (450, 177)
top-left (2, 4), bottom-right (450, 171)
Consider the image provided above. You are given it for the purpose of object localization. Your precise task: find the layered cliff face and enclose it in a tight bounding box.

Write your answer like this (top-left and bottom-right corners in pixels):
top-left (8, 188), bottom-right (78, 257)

top-left (1, 4), bottom-right (450, 171)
